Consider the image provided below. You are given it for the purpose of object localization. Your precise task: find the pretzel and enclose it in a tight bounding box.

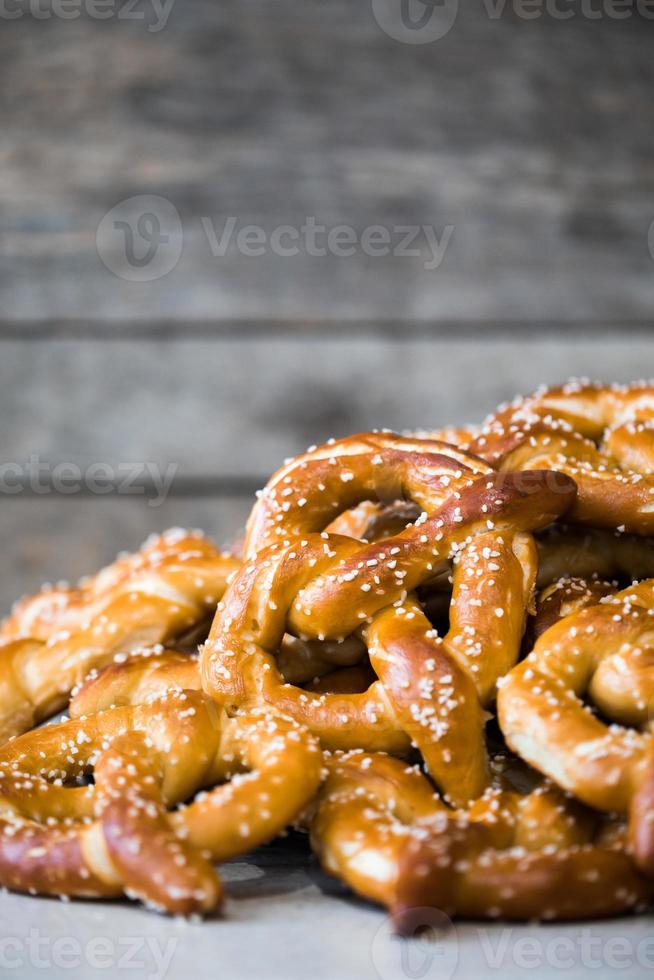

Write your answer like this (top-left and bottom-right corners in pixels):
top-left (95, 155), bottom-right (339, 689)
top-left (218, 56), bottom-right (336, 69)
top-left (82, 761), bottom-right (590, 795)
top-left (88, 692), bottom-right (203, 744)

top-left (465, 381), bottom-right (654, 534)
top-left (530, 576), bottom-right (615, 640)
top-left (536, 524), bottom-right (654, 588)
top-left (305, 663), bottom-right (376, 694)
top-left (0, 529), bottom-right (240, 742)
top-left (244, 431), bottom-right (494, 558)
top-left (202, 467), bottom-right (575, 805)
top-left (529, 523), bottom-right (654, 640)
top-left (0, 690), bottom-right (321, 913)
top-left (243, 432), bottom-right (495, 687)
top-left (9, 389), bottom-right (654, 929)
top-left (69, 629), bottom-right (370, 717)
top-left (498, 579), bottom-right (654, 875)
top-left (70, 648), bottom-right (201, 715)
top-left (310, 750), bottom-right (650, 925)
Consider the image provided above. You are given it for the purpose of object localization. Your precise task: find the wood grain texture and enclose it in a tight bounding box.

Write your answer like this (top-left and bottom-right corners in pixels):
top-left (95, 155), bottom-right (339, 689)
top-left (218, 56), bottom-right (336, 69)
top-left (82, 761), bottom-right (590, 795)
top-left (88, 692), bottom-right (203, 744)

top-left (1, 2), bottom-right (653, 322)
top-left (0, 334), bottom-right (652, 480)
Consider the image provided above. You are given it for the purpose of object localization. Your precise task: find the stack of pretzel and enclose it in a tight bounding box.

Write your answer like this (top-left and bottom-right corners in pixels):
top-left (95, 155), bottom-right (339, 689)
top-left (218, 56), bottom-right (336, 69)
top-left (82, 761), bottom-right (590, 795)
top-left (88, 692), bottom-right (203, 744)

top-left (1, 379), bottom-right (654, 928)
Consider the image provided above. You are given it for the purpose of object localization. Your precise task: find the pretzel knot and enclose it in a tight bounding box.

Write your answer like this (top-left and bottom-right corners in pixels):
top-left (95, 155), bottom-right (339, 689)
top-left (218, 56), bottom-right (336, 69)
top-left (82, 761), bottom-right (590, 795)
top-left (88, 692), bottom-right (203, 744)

top-left (498, 579), bottom-right (654, 876)
top-left (530, 576), bottom-right (615, 641)
top-left (465, 380), bottom-right (654, 534)
top-left (244, 431), bottom-right (494, 558)
top-left (0, 529), bottom-right (240, 743)
top-left (0, 690), bottom-right (321, 914)
top-left (536, 524), bottom-right (654, 589)
top-left (202, 437), bottom-right (575, 806)
top-left (310, 751), bottom-right (650, 924)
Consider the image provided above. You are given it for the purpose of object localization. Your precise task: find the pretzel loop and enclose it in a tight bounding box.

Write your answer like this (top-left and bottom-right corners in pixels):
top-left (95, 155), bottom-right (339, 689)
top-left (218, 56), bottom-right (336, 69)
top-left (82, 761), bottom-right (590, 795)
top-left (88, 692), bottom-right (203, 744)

top-left (203, 469), bottom-right (575, 805)
top-left (467, 382), bottom-right (654, 534)
top-left (245, 432), bottom-right (493, 558)
top-left (0, 692), bottom-right (321, 914)
top-left (309, 751), bottom-right (650, 925)
top-left (6, 392), bottom-right (654, 926)
top-left (498, 579), bottom-right (654, 874)
top-left (0, 529), bottom-right (240, 743)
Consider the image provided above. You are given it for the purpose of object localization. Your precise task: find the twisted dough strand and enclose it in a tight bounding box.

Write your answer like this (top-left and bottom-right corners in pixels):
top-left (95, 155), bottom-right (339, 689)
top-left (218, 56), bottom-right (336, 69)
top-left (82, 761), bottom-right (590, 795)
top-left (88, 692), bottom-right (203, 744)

top-left (310, 751), bottom-right (650, 924)
top-left (202, 469), bottom-right (574, 804)
top-left (245, 431), bottom-right (493, 558)
top-left (498, 579), bottom-right (654, 874)
top-left (0, 529), bottom-right (240, 743)
top-left (0, 691), bottom-right (321, 914)
top-left (466, 381), bottom-right (654, 534)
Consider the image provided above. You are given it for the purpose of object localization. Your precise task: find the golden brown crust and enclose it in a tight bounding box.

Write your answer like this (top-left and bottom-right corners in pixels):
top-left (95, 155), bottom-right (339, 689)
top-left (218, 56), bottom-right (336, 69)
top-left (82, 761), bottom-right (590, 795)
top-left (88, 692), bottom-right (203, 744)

top-left (310, 751), bottom-right (650, 924)
top-left (466, 381), bottom-right (654, 534)
top-left (69, 634), bottom-right (371, 716)
top-left (395, 828), bottom-right (649, 926)
top-left (0, 692), bottom-right (321, 913)
top-left (8, 397), bottom-right (654, 926)
top-left (530, 576), bottom-right (615, 640)
top-left (244, 431), bottom-right (493, 558)
top-left (203, 466), bottom-right (574, 805)
top-left (0, 529), bottom-right (240, 743)
top-left (70, 647), bottom-right (199, 715)
top-left (498, 578), bottom-right (654, 875)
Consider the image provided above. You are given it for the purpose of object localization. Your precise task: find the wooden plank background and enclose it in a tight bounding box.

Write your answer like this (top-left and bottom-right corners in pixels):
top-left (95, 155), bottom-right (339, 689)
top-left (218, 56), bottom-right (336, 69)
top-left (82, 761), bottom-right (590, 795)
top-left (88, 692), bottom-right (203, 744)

top-left (1, 3), bottom-right (653, 611)
top-left (3, 2), bottom-right (654, 322)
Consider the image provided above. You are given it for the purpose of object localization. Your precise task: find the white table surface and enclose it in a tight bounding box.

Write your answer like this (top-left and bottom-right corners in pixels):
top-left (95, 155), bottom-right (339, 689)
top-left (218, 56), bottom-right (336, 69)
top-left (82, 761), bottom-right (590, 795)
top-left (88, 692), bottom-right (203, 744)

top-left (0, 833), bottom-right (651, 980)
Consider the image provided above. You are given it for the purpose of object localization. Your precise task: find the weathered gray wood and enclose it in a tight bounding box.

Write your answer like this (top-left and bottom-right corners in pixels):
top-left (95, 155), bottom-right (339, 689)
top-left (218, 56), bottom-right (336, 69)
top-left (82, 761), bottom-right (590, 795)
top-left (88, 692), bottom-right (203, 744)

top-left (0, 335), bottom-right (652, 481)
top-left (2, 4), bottom-right (653, 322)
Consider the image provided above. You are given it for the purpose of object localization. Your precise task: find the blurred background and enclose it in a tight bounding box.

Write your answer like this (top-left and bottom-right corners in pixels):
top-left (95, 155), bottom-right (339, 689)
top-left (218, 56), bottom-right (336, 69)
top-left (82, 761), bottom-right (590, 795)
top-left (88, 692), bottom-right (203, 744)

top-left (1, 0), bottom-right (653, 611)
